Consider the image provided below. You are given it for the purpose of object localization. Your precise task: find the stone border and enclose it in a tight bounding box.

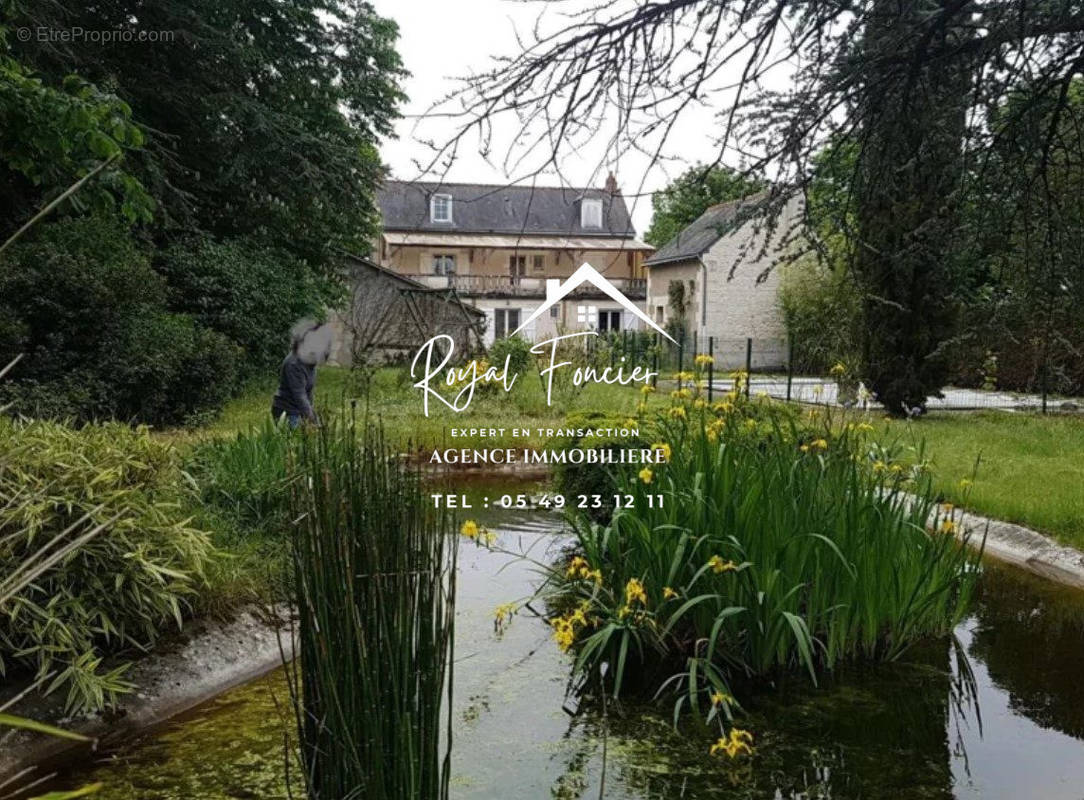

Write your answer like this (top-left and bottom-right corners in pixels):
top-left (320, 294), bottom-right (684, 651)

top-left (0, 609), bottom-right (294, 792)
top-left (952, 507), bottom-right (1084, 590)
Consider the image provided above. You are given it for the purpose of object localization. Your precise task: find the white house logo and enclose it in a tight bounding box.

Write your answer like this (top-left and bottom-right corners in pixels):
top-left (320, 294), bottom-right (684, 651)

top-left (410, 262), bottom-right (664, 414)
top-left (512, 263), bottom-right (676, 342)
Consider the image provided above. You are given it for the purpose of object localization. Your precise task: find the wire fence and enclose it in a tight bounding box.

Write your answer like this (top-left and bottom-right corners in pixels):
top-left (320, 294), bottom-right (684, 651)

top-left (586, 331), bottom-right (1083, 414)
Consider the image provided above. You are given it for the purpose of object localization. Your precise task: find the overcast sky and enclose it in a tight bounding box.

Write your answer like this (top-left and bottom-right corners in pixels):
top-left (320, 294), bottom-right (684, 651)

top-left (368, 0), bottom-right (726, 237)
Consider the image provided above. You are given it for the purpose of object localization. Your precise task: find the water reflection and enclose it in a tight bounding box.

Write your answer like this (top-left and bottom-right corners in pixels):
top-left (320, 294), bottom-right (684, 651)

top-left (36, 499), bottom-right (1084, 800)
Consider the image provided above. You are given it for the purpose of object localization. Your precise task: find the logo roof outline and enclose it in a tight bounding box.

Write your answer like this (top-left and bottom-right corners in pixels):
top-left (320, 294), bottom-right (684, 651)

top-left (511, 263), bottom-right (676, 342)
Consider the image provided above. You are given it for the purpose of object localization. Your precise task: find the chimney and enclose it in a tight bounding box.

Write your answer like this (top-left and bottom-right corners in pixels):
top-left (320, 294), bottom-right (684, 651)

top-left (604, 171), bottom-right (619, 195)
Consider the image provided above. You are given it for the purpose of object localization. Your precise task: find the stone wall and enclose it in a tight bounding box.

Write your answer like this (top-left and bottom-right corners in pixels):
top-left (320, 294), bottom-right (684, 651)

top-left (646, 196), bottom-right (802, 369)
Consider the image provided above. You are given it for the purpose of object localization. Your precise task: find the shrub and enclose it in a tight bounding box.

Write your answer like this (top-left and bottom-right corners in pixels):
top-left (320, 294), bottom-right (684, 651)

top-left (0, 214), bottom-right (244, 425)
top-left (543, 393), bottom-right (980, 731)
top-left (488, 335), bottom-right (534, 377)
top-left (0, 213), bottom-right (165, 419)
top-left (106, 310), bottom-right (241, 425)
top-left (779, 258), bottom-right (862, 375)
top-left (157, 236), bottom-right (340, 378)
top-left (0, 419), bottom-right (216, 713)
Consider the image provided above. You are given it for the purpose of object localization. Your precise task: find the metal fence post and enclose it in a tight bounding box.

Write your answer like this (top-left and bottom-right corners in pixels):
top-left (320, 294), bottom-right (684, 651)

top-left (652, 333), bottom-right (659, 388)
top-left (677, 332), bottom-right (685, 390)
top-left (786, 338), bottom-right (793, 403)
top-left (708, 335), bottom-right (715, 403)
top-left (744, 337), bottom-right (753, 399)
top-left (1041, 354), bottom-right (1049, 415)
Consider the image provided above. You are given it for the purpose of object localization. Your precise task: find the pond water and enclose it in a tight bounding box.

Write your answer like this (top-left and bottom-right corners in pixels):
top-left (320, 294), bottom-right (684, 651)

top-left (41, 482), bottom-right (1084, 799)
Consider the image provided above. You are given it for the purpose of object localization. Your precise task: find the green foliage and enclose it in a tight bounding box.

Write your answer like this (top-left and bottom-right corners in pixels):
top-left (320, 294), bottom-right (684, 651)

top-left (10, 0), bottom-right (406, 264)
top-left (645, 164), bottom-right (765, 247)
top-left (106, 310), bottom-right (241, 425)
top-left (778, 259), bottom-right (862, 375)
top-left (553, 411), bottom-right (648, 522)
top-left (0, 214), bottom-right (241, 424)
top-left (487, 335), bottom-right (534, 377)
top-left (187, 423), bottom-right (293, 534)
top-left (545, 395), bottom-right (980, 721)
top-left (156, 236), bottom-right (340, 378)
top-left (0, 1), bottom-right (408, 426)
top-left (0, 40), bottom-right (152, 233)
top-left (0, 418), bottom-right (216, 713)
top-left (286, 417), bottom-right (454, 800)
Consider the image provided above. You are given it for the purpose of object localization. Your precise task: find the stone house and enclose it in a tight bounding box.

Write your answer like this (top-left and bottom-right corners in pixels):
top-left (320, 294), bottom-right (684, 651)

top-left (374, 177), bottom-right (654, 345)
top-left (643, 193), bottom-right (803, 368)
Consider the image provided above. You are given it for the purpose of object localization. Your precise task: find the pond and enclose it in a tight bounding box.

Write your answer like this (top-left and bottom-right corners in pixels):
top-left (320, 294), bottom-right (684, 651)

top-left (41, 481), bottom-right (1084, 799)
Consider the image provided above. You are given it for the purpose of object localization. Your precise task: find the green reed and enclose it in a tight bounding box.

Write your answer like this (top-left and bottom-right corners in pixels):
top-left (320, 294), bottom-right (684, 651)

top-left (285, 414), bottom-right (456, 800)
top-left (548, 397), bottom-right (982, 725)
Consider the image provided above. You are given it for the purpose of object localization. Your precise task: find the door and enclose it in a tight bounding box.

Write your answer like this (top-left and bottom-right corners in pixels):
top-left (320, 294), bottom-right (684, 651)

top-left (494, 308), bottom-right (521, 339)
top-left (508, 255), bottom-right (526, 285)
top-left (598, 310), bottom-right (621, 332)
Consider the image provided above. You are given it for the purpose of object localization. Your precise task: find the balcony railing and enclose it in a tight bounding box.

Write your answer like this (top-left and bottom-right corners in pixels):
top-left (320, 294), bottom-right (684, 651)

top-left (402, 273), bottom-right (647, 299)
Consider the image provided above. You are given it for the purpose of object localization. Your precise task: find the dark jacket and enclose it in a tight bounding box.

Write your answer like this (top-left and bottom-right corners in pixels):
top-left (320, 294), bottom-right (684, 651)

top-left (272, 353), bottom-right (316, 420)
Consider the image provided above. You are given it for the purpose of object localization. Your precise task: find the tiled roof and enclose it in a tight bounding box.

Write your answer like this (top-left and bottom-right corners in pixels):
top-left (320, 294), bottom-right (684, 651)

top-left (644, 193), bottom-right (768, 267)
top-left (378, 180), bottom-right (637, 238)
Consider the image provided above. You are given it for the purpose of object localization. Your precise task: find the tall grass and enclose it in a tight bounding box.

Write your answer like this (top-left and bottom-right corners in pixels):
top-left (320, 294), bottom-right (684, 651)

top-left (285, 415), bottom-right (456, 800)
top-left (547, 394), bottom-right (982, 729)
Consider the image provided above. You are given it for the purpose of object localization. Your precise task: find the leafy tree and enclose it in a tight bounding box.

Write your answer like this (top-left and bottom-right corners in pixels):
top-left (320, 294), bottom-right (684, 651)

top-left (645, 165), bottom-right (764, 246)
top-left (0, 24), bottom-right (152, 237)
top-left (10, 0), bottom-right (406, 267)
top-left (157, 236), bottom-right (341, 378)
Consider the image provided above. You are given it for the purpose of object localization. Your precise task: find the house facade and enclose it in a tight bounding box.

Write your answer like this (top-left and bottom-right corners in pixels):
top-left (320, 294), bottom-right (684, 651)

top-left (375, 177), bottom-right (654, 345)
top-left (644, 193), bottom-right (802, 368)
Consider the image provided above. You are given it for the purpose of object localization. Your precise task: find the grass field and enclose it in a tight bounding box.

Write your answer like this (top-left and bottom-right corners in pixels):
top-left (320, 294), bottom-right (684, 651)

top-left (182, 366), bottom-right (1084, 550)
top-left (878, 411), bottom-right (1084, 549)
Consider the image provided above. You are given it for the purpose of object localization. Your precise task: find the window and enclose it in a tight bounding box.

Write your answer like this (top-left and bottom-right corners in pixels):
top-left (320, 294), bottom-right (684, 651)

top-left (549, 305), bottom-right (559, 319)
top-left (432, 254), bottom-right (455, 275)
top-left (655, 305), bottom-right (665, 323)
top-left (494, 308), bottom-right (521, 339)
top-left (430, 193), bottom-right (453, 223)
top-left (598, 310), bottom-right (621, 332)
top-left (532, 254), bottom-right (545, 271)
top-left (581, 198), bottom-right (602, 228)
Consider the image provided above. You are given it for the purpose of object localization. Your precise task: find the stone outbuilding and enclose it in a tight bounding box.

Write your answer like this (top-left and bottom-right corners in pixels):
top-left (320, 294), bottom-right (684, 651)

top-left (643, 193), bottom-right (803, 369)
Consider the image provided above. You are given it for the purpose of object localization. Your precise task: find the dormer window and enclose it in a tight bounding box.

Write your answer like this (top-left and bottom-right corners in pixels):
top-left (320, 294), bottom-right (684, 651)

top-left (581, 198), bottom-right (602, 228)
top-left (431, 193), bottom-right (453, 223)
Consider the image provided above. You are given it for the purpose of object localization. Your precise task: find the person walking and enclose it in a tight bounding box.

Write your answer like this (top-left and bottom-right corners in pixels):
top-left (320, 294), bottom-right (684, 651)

top-left (271, 321), bottom-right (328, 427)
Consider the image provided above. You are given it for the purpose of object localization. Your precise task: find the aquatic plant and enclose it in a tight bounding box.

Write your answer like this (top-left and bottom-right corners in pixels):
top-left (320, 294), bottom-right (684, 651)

top-left (546, 393), bottom-right (982, 739)
top-left (286, 415), bottom-right (456, 800)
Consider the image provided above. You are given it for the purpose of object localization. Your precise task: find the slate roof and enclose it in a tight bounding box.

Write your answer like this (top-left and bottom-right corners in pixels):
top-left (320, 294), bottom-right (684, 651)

top-left (378, 180), bottom-right (637, 238)
top-left (644, 193), bottom-right (768, 267)
top-left (340, 251), bottom-right (485, 315)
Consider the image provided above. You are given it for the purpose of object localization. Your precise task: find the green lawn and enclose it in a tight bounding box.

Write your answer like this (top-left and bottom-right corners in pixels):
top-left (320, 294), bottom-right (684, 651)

top-left (880, 411), bottom-right (1084, 549)
top-left (197, 365), bottom-right (665, 450)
